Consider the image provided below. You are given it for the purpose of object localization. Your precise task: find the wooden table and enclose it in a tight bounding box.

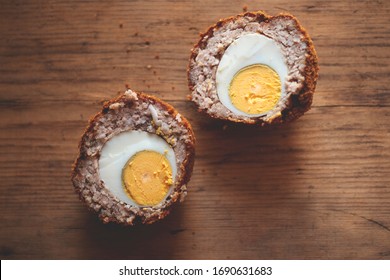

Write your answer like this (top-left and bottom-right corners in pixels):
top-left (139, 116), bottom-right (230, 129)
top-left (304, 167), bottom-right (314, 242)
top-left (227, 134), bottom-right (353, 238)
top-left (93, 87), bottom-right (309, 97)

top-left (1, 0), bottom-right (389, 260)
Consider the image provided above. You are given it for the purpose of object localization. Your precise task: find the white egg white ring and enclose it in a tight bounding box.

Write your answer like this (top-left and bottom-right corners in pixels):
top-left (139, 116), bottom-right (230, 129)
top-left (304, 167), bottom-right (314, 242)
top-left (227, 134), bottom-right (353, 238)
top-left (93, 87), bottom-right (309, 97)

top-left (216, 33), bottom-right (288, 117)
top-left (98, 130), bottom-right (177, 207)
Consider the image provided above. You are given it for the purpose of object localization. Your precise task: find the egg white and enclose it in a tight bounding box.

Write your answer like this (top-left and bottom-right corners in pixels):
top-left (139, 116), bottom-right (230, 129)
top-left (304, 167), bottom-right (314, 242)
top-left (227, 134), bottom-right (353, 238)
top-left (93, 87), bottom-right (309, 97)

top-left (98, 130), bottom-right (177, 206)
top-left (216, 33), bottom-right (288, 117)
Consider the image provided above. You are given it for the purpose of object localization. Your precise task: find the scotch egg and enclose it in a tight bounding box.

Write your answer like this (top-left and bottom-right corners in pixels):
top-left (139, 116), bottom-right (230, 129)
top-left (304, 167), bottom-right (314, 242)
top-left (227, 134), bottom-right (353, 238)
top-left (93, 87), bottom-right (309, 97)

top-left (71, 90), bottom-right (195, 225)
top-left (188, 11), bottom-right (319, 125)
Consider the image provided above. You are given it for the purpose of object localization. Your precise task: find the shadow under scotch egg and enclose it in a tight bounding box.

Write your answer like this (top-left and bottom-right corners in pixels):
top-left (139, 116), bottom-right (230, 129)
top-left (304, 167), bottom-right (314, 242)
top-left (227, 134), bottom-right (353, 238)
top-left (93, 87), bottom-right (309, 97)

top-left (80, 203), bottom-right (186, 259)
top-left (188, 116), bottom-right (314, 254)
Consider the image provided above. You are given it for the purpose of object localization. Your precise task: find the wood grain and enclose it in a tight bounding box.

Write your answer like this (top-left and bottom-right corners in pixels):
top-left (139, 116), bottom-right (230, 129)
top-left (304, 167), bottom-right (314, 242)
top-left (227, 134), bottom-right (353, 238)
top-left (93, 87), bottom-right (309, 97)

top-left (1, 0), bottom-right (389, 259)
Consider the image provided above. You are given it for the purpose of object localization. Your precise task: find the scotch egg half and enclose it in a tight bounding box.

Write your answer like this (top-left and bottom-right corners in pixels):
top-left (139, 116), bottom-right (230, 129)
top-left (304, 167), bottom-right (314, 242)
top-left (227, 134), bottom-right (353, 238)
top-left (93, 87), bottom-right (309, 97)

top-left (71, 90), bottom-right (195, 225)
top-left (188, 11), bottom-right (319, 125)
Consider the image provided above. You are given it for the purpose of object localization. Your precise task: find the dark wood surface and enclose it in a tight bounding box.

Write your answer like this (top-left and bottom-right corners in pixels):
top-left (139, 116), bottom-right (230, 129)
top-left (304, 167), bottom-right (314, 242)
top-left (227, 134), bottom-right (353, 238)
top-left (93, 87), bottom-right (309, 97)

top-left (1, 0), bottom-right (389, 259)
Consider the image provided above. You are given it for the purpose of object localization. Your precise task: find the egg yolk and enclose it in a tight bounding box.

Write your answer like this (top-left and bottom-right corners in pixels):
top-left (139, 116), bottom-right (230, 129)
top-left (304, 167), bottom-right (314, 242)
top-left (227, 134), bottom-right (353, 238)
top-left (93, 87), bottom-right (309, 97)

top-left (229, 64), bottom-right (281, 115)
top-left (122, 150), bottom-right (173, 206)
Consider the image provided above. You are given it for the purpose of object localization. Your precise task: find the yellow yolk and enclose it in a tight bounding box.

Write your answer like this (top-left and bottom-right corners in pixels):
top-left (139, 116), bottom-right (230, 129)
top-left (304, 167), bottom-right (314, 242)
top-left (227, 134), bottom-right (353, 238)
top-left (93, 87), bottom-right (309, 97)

top-left (229, 64), bottom-right (281, 115)
top-left (122, 150), bottom-right (173, 206)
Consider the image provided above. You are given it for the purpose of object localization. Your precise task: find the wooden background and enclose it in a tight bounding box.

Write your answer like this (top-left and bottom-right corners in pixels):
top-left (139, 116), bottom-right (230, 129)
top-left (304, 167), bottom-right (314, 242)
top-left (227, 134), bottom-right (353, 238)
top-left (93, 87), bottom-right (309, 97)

top-left (1, 0), bottom-right (389, 260)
